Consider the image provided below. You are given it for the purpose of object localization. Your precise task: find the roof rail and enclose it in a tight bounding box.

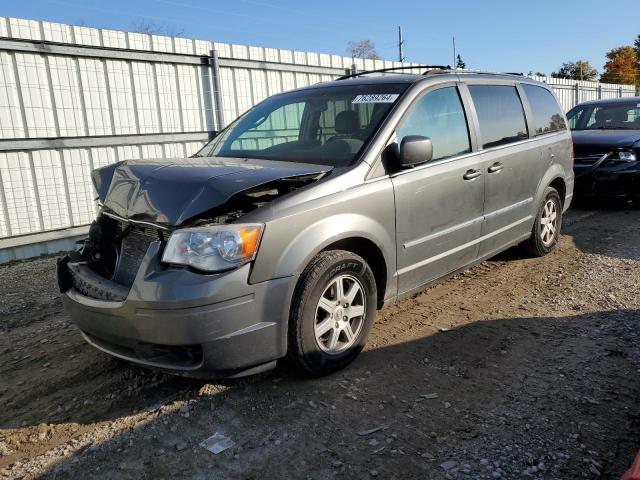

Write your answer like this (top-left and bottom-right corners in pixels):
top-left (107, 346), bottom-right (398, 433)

top-left (336, 65), bottom-right (451, 81)
top-left (426, 68), bottom-right (527, 78)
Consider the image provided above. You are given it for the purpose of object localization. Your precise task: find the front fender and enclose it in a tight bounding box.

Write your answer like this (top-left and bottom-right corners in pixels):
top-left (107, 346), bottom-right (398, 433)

top-left (252, 213), bottom-right (395, 283)
top-left (248, 179), bottom-right (397, 298)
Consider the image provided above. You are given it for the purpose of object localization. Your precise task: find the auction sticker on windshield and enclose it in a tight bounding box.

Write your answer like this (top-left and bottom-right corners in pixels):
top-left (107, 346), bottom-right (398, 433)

top-left (352, 94), bottom-right (400, 104)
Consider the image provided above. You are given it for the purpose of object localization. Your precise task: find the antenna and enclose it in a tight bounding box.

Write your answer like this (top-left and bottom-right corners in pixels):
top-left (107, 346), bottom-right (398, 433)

top-left (398, 26), bottom-right (405, 62)
top-left (452, 36), bottom-right (456, 69)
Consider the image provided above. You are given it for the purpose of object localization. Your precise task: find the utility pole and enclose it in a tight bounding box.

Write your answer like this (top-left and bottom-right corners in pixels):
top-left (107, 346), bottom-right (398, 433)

top-left (398, 26), bottom-right (405, 62)
top-left (452, 36), bottom-right (456, 69)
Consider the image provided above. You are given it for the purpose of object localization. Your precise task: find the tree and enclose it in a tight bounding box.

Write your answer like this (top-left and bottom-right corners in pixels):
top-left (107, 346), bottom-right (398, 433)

top-left (600, 46), bottom-right (637, 85)
top-left (347, 40), bottom-right (380, 60)
top-left (634, 34), bottom-right (640, 76)
top-left (455, 54), bottom-right (466, 69)
top-left (131, 20), bottom-right (184, 37)
top-left (528, 71), bottom-right (547, 77)
top-left (551, 60), bottom-right (598, 81)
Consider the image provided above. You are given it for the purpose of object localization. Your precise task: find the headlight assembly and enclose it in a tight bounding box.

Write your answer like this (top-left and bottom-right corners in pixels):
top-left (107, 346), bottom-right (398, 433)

top-left (162, 224), bottom-right (263, 272)
top-left (618, 150), bottom-right (636, 162)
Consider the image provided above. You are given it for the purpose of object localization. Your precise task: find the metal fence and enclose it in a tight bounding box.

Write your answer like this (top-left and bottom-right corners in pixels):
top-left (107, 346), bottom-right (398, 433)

top-left (0, 16), bottom-right (637, 262)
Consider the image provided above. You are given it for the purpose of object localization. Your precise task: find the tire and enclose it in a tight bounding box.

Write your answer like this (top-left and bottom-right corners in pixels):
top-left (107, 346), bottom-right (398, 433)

top-left (521, 186), bottom-right (562, 257)
top-left (288, 250), bottom-right (377, 376)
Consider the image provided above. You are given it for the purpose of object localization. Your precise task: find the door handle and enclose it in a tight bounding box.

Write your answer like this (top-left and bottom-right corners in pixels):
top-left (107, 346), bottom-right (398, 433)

top-left (488, 162), bottom-right (504, 173)
top-left (463, 169), bottom-right (482, 180)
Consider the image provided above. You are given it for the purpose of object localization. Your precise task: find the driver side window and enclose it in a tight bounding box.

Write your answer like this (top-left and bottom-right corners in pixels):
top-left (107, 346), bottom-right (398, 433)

top-left (396, 87), bottom-right (471, 161)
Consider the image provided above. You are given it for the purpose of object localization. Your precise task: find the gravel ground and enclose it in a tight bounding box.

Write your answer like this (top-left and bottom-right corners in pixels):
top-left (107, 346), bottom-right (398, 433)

top-left (0, 206), bottom-right (639, 480)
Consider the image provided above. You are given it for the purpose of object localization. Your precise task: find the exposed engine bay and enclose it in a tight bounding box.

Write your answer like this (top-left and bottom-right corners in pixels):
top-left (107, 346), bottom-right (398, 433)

top-left (68, 174), bottom-right (324, 300)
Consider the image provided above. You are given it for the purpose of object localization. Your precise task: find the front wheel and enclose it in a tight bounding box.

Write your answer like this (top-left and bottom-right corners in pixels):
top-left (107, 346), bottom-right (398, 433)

top-left (288, 250), bottom-right (377, 376)
top-left (521, 186), bottom-right (562, 257)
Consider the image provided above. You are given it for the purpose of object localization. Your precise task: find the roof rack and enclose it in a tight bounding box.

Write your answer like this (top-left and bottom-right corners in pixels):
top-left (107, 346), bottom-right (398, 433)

top-left (425, 68), bottom-right (526, 77)
top-left (336, 65), bottom-right (451, 80)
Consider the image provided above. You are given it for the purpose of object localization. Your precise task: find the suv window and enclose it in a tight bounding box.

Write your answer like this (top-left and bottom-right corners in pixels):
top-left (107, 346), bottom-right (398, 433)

top-left (522, 84), bottom-right (567, 135)
top-left (468, 85), bottom-right (528, 149)
top-left (396, 86), bottom-right (471, 161)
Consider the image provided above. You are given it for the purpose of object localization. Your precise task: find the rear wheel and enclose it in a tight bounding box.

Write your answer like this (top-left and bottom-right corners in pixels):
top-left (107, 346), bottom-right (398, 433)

top-left (521, 186), bottom-right (562, 257)
top-left (288, 250), bottom-right (377, 376)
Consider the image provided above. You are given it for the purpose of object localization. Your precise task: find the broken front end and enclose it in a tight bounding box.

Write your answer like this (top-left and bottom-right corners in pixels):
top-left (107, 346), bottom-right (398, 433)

top-left (57, 157), bottom-right (329, 377)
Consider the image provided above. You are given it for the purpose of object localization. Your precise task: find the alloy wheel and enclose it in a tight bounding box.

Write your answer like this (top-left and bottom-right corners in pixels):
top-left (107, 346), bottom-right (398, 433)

top-left (540, 199), bottom-right (558, 246)
top-left (314, 274), bottom-right (366, 354)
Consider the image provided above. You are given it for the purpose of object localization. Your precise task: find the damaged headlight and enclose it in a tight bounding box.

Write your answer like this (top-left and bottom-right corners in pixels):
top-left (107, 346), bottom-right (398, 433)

top-left (618, 150), bottom-right (636, 161)
top-left (162, 224), bottom-right (263, 272)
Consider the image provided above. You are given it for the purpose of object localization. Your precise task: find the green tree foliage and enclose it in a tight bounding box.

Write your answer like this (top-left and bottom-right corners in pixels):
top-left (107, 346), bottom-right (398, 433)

top-left (455, 54), bottom-right (466, 69)
top-left (551, 61), bottom-right (598, 81)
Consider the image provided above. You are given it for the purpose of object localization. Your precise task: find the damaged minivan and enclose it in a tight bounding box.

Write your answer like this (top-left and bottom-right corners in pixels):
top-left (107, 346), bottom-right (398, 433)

top-left (58, 69), bottom-right (574, 378)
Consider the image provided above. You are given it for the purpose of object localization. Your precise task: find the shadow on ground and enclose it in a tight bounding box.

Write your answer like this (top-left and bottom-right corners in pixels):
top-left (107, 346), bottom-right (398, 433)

top-left (28, 308), bottom-right (640, 480)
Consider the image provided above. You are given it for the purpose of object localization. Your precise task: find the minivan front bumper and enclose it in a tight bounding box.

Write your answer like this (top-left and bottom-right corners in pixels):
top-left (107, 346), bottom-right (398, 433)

top-left (58, 242), bottom-right (297, 378)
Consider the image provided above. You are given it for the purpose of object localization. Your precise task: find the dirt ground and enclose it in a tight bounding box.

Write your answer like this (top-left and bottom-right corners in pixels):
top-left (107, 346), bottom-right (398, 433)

top-left (1, 206), bottom-right (639, 480)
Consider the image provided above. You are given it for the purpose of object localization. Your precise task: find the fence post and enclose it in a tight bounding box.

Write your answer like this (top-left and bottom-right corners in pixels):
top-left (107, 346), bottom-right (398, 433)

top-left (618, 86), bottom-right (623, 98)
top-left (350, 63), bottom-right (357, 77)
top-left (597, 84), bottom-right (602, 100)
top-left (209, 49), bottom-right (225, 132)
top-left (574, 83), bottom-right (580, 107)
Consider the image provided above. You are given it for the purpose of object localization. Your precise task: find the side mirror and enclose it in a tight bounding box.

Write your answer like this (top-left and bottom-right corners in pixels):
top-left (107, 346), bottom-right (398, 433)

top-left (399, 135), bottom-right (433, 167)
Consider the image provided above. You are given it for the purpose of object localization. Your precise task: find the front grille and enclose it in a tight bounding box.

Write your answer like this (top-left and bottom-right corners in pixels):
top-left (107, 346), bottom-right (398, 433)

top-left (574, 146), bottom-right (610, 165)
top-left (113, 223), bottom-right (162, 286)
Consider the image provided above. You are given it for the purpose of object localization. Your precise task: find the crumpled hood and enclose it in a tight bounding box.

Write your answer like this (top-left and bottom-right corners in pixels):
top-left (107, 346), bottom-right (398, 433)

top-left (92, 157), bottom-right (332, 226)
top-left (571, 129), bottom-right (640, 149)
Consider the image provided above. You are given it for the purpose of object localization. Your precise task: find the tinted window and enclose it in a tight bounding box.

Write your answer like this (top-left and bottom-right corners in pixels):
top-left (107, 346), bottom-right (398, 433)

top-left (522, 84), bottom-right (567, 135)
top-left (567, 102), bottom-right (640, 130)
top-left (396, 87), bottom-right (470, 161)
top-left (468, 85), bottom-right (528, 149)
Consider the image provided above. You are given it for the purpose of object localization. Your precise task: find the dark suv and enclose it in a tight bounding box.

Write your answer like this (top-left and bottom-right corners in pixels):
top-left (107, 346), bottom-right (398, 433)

top-left (568, 97), bottom-right (640, 203)
top-left (58, 68), bottom-right (573, 378)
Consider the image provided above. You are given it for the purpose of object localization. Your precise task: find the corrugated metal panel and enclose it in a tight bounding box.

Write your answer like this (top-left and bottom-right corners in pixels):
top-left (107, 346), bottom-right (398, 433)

top-left (49, 56), bottom-right (85, 136)
top-left (31, 149), bottom-right (70, 230)
top-left (106, 60), bottom-right (137, 134)
top-left (62, 148), bottom-right (94, 226)
top-left (0, 151), bottom-right (40, 235)
top-left (0, 51), bottom-right (25, 138)
top-left (78, 58), bottom-right (112, 135)
top-left (14, 53), bottom-right (57, 137)
top-left (131, 62), bottom-right (160, 133)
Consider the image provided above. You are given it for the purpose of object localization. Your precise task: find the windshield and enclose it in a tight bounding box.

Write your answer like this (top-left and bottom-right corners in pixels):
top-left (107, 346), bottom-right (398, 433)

top-left (567, 102), bottom-right (640, 130)
top-left (197, 83), bottom-right (409, 166)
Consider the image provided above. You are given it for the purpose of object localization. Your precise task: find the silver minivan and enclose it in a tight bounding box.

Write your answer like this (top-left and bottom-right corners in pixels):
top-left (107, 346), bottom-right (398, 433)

top-left (57, 69), bottom-right (574, 378)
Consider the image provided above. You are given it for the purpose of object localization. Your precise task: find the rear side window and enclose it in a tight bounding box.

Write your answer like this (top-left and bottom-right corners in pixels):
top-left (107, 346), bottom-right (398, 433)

top-left (468, 85), bottom-right (528, 149)
top-left (522, 84), bottom-right (567, 135)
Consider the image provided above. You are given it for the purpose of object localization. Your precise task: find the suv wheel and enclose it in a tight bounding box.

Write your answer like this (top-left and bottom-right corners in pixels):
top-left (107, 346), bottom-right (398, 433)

top-left (522, 186), bottom-right (562, 257)
top-left (288, 250), bottom-right (377, 376)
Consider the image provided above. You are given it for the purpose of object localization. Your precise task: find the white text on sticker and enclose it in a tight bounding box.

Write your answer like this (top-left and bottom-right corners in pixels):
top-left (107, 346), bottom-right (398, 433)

top-left (352, 94), bottom-right (399, 104)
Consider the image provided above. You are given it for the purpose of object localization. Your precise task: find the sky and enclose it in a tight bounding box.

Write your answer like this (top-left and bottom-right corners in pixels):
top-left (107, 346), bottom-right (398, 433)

top-left (2, 0), bottom-right (639, 75)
